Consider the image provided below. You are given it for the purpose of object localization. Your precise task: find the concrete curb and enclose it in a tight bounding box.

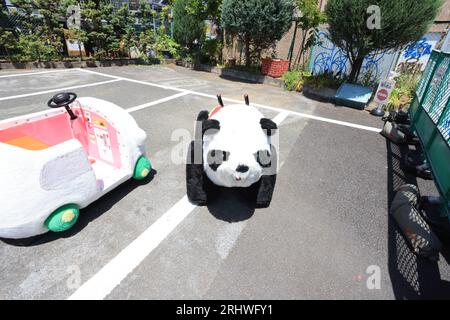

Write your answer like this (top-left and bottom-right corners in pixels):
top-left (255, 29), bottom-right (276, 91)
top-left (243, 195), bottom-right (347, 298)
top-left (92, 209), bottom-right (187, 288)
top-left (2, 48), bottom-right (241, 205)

top-left (0, 58), bottom-right (176, 70)
top-left (302, 85), bottom-right (337, 104)
top-left (176, 61), bottom-right (285, 88)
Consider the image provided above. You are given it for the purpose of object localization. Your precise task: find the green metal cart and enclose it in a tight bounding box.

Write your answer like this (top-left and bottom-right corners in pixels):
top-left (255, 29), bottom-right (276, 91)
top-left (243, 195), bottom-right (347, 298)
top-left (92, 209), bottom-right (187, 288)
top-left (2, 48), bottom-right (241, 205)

top-left (409, 50), bottom-right (450, 221)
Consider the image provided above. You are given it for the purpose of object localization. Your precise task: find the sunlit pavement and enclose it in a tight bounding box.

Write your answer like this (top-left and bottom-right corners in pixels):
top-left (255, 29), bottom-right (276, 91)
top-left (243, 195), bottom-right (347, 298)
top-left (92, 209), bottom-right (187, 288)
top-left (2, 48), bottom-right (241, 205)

top-left (0, 65), bottom-right (448, 299)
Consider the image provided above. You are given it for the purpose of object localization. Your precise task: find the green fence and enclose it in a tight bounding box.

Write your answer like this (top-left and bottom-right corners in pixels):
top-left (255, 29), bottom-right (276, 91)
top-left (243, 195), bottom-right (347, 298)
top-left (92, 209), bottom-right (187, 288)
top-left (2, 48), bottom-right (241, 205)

top-left (410, 50), bottom-right (450, 220)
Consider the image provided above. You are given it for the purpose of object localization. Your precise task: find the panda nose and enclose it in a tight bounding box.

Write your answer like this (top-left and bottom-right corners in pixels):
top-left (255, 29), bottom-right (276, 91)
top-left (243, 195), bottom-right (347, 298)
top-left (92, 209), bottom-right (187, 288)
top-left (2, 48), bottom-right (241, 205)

top-left (236, 165), bottom-right (249, 173)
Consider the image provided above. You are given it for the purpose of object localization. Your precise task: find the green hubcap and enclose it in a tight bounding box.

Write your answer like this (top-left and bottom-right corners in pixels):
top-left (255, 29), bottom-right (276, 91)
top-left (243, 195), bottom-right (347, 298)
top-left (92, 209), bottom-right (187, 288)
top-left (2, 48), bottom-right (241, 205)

top-left (45, 204), bottom-right (79, 232)
top-left (133, 156), bottom-right (152, 180)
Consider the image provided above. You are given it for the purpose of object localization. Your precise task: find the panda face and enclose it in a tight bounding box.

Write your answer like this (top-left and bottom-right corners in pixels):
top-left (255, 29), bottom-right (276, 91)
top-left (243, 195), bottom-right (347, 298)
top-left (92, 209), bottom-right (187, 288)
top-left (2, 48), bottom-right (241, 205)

top-left (202, 104), bottom-right (274, 188)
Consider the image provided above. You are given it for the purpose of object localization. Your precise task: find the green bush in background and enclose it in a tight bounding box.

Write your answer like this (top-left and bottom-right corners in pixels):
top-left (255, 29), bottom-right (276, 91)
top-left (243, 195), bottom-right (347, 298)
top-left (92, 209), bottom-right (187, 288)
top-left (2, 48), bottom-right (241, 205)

top-left (282, 70), bottom-right (312, 92)
top-left (0, 0), bottom-right (181, 62)
top-left (221, 0), bottom-right (294, 67)
top-left (386, 73), bottom-right (421, 111)
top-left (172, 0), bottom-right (206, 52)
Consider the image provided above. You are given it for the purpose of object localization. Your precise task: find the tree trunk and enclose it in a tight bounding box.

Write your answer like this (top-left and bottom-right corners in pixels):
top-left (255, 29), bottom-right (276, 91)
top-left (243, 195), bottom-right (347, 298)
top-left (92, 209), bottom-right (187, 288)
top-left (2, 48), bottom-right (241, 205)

top-left (296, 30), bottom-right (307, 67)
top-left (244, 35), bottom-right (251, 67)
top-left (78, 41), bottom-right (83, 62)
top-left (217, 29), bottom-right (224, 64)
top-left (348, 54), bottom-right (365, 83)
top-left (5, 47), bottom-right (11, 61)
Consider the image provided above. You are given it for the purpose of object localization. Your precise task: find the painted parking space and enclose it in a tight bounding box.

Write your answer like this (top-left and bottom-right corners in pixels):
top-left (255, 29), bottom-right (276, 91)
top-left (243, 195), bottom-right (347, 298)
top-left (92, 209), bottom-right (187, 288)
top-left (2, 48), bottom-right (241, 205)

top-left (0, 69), bottom-right (112, 99)
top-left (0, 65), bottom-right (448, 300)
top-left (0, 80), bottom-right (179, 120)
top-left (0, 86), bottom-right (284, 299)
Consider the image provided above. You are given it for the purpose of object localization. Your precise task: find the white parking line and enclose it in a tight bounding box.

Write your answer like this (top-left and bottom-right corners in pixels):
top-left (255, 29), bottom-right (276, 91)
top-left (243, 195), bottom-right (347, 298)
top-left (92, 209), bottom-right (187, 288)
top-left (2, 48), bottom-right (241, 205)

top-left (0, 68), bottom-right (80, 79)
top-left (80, 68), bottom-right (185, 92)
top-left (68, 196), bottom-right (196, 300)
top-left (126, 92), bottom-right (189, 113)
top-left (77, 68), bottom-right (381, 133)
top-left (68, 110), bottom-right (289, 300)
top-left (272, 111), bottom-right (290, 126)
top-left (0, 79), bottom-right (121, 102)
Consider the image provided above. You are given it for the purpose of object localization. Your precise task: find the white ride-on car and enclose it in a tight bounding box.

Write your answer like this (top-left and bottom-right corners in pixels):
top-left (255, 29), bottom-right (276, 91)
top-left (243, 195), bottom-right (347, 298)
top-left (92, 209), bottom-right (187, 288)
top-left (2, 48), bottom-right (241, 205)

top-left (0, 92), bottom-right (152, 239)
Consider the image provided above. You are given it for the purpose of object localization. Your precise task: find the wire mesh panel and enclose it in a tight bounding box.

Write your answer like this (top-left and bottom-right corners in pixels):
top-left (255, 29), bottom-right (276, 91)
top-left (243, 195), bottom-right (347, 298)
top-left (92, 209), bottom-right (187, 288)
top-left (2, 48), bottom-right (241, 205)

top-left (412, 50), bottom-right (450, 221)
top-left (416, 50), bottom-right (440, 102)
top-left (427, 56), bottom-right (450, 123)
top-left (409, 94), bottom-right (421, 119)
top-left (421, 56), bottom-right (449, 114)
top-left (437, 100), bottom-right (450, 146)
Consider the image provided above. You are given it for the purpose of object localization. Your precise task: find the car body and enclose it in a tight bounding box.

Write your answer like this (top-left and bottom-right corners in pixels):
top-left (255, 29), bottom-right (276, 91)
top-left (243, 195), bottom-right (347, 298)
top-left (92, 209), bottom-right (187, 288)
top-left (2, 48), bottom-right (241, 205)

top-left (0, 96), bottom-right (151, 239)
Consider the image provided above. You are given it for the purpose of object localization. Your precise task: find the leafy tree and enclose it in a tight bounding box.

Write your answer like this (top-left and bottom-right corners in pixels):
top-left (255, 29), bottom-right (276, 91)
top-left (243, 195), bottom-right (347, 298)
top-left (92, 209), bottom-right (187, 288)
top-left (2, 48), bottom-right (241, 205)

top-left (221, 0), bottom-right (294, 67)
top-left (1, 0), bottom-right (179, 61)
top-left (172, 0), bottom-right (205, 51)
top-left (6, 0), bottom-right (65, 61)
top-left (184, 0), bottom-right (222, 22)
top-left (79, 1), bottom-right (136, 59)
top-left (0, 30), bottom-right (19, 60)
top-left (66, 27), bottom-right (89, 60)
top-left (175, 0), bottom-right (224, 62)
top-left (155, 5), bottom-right (180, 59)
top-left (325, 0), bottom-right (443, 83)
top-left (291, 0), bottom-right (326, 68)
top-left (110, 4), bottom-right (136, 57)
top-left (17, 33), bottom-right (58, 61)
top-left (138, 0), bottom-right (155, 32)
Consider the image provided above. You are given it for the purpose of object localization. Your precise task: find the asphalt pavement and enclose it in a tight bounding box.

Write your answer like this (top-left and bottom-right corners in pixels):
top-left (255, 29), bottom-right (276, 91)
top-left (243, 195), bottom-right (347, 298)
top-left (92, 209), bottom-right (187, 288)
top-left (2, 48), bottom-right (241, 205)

top-left (0, 65), bottom-right (449, 299)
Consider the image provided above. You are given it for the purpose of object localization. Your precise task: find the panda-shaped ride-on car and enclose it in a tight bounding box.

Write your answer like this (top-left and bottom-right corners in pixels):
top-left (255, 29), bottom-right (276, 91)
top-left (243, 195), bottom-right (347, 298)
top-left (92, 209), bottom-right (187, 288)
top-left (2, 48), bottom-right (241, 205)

top-left (186, 95), bottom-right (278, 208)
top-left (0, 92), bottom-right (152, 239)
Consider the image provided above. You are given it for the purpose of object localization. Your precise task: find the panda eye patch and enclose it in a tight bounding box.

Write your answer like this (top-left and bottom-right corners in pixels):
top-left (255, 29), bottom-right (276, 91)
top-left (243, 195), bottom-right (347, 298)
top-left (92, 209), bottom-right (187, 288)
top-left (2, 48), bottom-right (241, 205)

top-left (255, 150), bottom-right (272, 168)
top-left (207, 149), bottom-right (230, 171)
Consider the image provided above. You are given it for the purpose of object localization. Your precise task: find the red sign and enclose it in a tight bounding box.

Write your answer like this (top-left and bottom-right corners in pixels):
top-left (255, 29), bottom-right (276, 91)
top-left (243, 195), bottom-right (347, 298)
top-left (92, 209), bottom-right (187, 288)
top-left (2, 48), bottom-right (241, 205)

top-left (377, 89), bottom-right (389, 102)
top-left (374, 80), bottom-right (395, 105)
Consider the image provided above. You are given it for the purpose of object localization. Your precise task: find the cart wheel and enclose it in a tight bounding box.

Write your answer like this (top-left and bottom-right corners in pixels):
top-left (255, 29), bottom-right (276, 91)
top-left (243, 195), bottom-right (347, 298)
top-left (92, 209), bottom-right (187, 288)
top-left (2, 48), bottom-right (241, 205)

top-left (133, 156), bottom-right (152, 180)
top-left (45, 204), bottom-right (79, 233)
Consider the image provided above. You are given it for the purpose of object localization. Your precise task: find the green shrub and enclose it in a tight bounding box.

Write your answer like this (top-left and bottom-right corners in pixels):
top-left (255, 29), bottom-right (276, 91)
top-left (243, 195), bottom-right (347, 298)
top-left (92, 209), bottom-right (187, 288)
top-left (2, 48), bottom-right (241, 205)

top-left (198, 39), bottom-right (224, 65)
top-left (386, 73), bottom-right (420, 110)
top-left (173, 0), bottom-right (206, 51)
top-left (283, 70), bottom-right (301, 91)
top-left (14, 34), bottom-right (60, 62)
top-left (304, 72), bottom-right (343, 89)
top-left (155, 33), bottom-right (181, 59)
top-left (282, 70), bottom-right (311, 91)
top-left (395, 73), bottom-right (420, 95)
top-left (221, 0), bottom-right (294, 67)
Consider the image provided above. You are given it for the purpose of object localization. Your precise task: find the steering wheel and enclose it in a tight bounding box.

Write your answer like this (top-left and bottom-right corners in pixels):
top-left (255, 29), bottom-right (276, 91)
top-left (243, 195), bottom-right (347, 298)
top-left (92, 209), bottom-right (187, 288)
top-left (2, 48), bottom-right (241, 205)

top-left (48, 92), bottom-right (78, 120)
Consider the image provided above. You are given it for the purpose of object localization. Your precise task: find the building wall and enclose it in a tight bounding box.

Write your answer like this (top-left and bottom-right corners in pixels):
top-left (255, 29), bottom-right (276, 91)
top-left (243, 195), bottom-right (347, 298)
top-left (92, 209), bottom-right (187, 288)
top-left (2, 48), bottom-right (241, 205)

top-left (309, 28), bottom-right (443, 82)
top-left (273, 21), bottom-right (306, 61)
top-left (223, 0), bottom-right (449, 67)
top-left (274, 0), bottom-right (449, 60)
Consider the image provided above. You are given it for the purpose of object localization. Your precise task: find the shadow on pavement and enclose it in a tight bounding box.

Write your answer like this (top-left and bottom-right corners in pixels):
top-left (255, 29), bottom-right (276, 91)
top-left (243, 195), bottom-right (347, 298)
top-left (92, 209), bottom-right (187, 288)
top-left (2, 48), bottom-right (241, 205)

top-left (206, 184), bottom-right (257, 223)
top-left (1, 169), bottom-right (157, 247)
top-left (219, 74), bottom-right (259, 84)
top-left (386, 140), bottom-right (450, 299)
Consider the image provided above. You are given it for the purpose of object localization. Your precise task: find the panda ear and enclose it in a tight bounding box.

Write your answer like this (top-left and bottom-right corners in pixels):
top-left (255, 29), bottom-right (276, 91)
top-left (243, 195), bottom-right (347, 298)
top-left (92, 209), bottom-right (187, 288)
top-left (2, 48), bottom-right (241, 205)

top-left (217, 94), bottom-right (224, 107)
top-left (197, 110), bottom-right (209, 122)
top-left (203, 119), bottom-right (220, 135)
top-left (260, 118), bottom-right (277, 136)
top-left (195, 110), bottom-right (209, 140)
